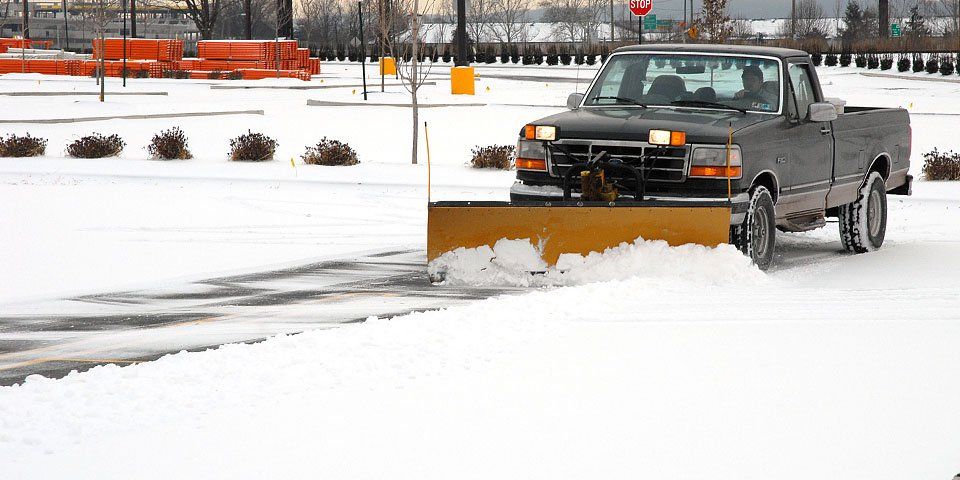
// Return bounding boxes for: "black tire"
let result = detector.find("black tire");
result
[731,186,776,271]
[839,171,887,253]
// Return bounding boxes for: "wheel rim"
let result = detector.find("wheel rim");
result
[868,189,882,238]
[752,204,769,258]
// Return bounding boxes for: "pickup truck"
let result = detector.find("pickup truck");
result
[511,44,913,269]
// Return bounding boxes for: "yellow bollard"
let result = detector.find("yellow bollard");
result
[379,57,397,76]
[451,66,475,95]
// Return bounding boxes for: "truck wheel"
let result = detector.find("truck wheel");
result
[839,171,887,253]
[731,186,776,271]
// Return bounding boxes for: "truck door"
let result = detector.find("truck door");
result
[780,61,833,214]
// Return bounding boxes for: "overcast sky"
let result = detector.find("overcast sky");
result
[647,0,877,19]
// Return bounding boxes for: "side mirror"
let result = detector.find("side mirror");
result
[808,102,838,122]
[567,93,585,110]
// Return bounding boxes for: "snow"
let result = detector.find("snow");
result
[2,61,960,478]
[430,237,765,287]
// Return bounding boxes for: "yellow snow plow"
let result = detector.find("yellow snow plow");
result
[428,201,731,265]
[427,154,733,276]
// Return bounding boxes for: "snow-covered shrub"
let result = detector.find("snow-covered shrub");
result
[939,57,954,76]
[226,70,243,80]
[574,53,584,65]
[301,138,359,166]
[229,131,277,162]
[925,57,939,74]
[336,50,346,61]
[922,149,960,180]
[825,53,838,66]
[500,52,509,63]
[534,52,544,65]
[586,53,597,65]
[896,56,909,71]
[560,53,572,65]
[880,57,893,70]
[207,70,223,80]
[912,55,924,72]
[546,53,558,66]
[148,127,192,160]
[67,133,125,158]
[442,50,451,63]
[867,56,879,69]
[369,50,380,62]
[854,54,867,68]
[811,52,822,66]
[470,145,514,170]
[839,53,851,67]
[0,133,47,157]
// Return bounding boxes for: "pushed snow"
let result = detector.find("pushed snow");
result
[429,237,766,287]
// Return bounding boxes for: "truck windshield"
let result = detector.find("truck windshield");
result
[584,53,781,113]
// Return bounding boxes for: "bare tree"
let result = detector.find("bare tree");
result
[488,0,529,46]
[298,0,349,51]
[833,0,844,38]
[777,0,828,39]
[467,0,492,45]
[396,0,435,164]
[696,0,732,43]
[730,16,753,41]
[540,0,591,43]
[176,0,224,40]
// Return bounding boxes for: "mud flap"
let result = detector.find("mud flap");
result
[427,201,732,265]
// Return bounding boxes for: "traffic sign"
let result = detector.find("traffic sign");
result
[629,0,652,16]
[643,14,658,30]
[891,23,902,37]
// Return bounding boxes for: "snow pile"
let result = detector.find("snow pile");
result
[429,237,766,287]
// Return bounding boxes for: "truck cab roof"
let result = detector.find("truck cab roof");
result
[613,44,810,61]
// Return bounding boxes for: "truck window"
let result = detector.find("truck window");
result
[788,63,817,120]
[584,53,781,113]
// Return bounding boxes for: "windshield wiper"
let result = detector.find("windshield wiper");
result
[590,96,648,108]
[670,100,747,114]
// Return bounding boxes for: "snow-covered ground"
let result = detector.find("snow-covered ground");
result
[1,63,959,478]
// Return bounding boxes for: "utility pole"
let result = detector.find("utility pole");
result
[244,0,252,39]
[455,0,467,66]
[682,0,687,43]
[358,1,367,100]
[22,0,29,39]
[791,0,797,39]
[123,0,127,87]
[609,0,614,43]
[878,0,888,38]
[61,0,69,50]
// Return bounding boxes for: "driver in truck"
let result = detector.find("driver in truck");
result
[735,65,768,102]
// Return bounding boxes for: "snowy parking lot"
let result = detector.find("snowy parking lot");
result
[1,62,959,479]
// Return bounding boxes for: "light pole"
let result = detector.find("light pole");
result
[61,0,70,51]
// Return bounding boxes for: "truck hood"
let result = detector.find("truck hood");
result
[534,107,774,143]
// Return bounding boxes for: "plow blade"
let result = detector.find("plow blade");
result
[427,201,732,265]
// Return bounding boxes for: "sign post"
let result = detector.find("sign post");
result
[629,0,653,45]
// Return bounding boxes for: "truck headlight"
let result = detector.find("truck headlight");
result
[524,124,557,141]
[516,139,547,171]
[689,146,742,178]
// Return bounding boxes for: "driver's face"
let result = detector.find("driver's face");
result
[742,75,761,92]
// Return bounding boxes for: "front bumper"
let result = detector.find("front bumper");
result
[509,182,750,225]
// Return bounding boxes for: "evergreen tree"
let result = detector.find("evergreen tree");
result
[906,5,929,38]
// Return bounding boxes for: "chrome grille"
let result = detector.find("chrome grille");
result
[548,140,689,183]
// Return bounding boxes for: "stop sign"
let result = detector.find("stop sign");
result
[629,0,652,16]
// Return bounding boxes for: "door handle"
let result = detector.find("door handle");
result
[820,126,832,135]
